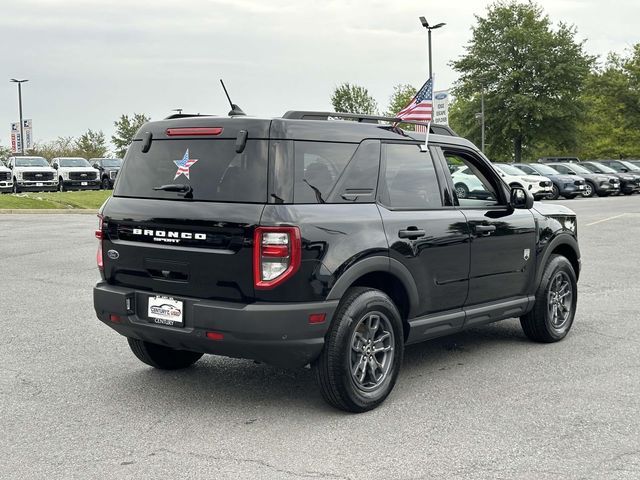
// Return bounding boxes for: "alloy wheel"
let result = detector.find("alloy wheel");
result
[349,312,395,392]
[547,271,573,331]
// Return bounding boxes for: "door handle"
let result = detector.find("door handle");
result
[474,224,496,235]
[398,228,426,239]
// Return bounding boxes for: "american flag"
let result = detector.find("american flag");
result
[397,77,433,133]
[173,149,199,180]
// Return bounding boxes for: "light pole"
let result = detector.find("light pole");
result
[419,17,446,79]
[10,78,28,155]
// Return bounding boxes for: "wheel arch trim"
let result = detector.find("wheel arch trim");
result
[536,233,581,287]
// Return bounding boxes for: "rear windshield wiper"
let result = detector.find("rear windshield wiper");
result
[153,184,193,199]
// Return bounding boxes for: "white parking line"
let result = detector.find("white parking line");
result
[585,213,627,226]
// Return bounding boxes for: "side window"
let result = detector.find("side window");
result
[444,151,500,207]
[517,165,536,175]
[293,142,358,203]
[554,165,569,174]
[379,143,442,209]
[330,140,380,203]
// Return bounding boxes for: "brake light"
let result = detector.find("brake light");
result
[96,214,104,271]
[166,127,223,136]
[253,226,301,289]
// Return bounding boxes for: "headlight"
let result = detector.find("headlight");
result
[564,218,576,233]
[16,171,22,180]
[61,171,69,180]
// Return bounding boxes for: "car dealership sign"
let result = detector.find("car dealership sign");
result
[10,119,33,153]
[433,90,450,125]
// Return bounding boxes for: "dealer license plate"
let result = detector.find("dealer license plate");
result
[147,296,184,326]
[578,185,585,190]
[81,181,88,186]
[36,182,43,187]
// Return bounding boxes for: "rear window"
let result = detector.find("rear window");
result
[114,139,268,202]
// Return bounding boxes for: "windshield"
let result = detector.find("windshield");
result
[495,164,525,175]
[100,159,121,167]
[59,158,91,168]
[15,157,49,167]
[619,160,640,172]
[566,164,591,175]
[114,139,268,203]
[531,164,559,175]
[587,162,616,174]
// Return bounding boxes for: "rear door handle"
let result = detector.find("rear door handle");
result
[474,224,496,235]
[398,228,426,239]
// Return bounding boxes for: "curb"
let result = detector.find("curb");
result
[0,209,97,214]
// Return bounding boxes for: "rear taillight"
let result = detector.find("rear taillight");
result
[96,214,104,271]
[253,226,301,289]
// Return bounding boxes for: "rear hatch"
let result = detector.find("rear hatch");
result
[101,118,271,302]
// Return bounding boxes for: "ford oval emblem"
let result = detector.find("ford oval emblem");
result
[435,92,447,100]
[107,249,120,260]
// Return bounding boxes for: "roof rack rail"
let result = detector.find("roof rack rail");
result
[281,111,457,136]
[164,113,215,120]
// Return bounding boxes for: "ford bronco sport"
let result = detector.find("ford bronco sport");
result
[93,111,581,412]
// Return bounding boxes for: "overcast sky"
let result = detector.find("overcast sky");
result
[2,0,638,151]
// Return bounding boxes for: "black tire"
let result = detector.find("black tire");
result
[127,338,203,370]
[313,287,404,413]
[520,254,577,343]
[563,194,577,200]
[12,179,19,194]
[583,181,595,198]
[454,183,469,199]
[549,184,560,200]
[58,178,65,192]
[101,177,111,190]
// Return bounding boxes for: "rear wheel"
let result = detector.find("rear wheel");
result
[58,178,65,192]
[127,338,203,370]
[12,179,19,194]
[455,183,469,199]
[563,194,577,200]
[313,287,404,413]
[101,177,111,190]
[520,255,577,343]
[549,185,560,200]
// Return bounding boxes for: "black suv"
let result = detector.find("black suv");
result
[90,158,123,190]
[93,111,581,412]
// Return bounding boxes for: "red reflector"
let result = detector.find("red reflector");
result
[95,230,103,240]
[166,127,223,136]
[109,314,122,323]
[262,245,289,257]
[97,242,104,270]
[206,331,224,341]
[308,313,326,325]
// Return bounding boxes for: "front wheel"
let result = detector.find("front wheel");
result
[58,178,65,192]
[549,185,560,200]
[101,177,111,190]
[520,255,577,343]
[455,183,469,199]
[583,182,595,198]
[127,338,203,370]
[12,179,19,194]
[313,287,404,413]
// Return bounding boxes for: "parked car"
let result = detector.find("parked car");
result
[578,161,629,196]
[538,156,580,164]
[627,160,640,169]
[512,163,585,200]
[598,160,640,193]
[450,165,493,199]
[51,157,101,191]
[493,163,553,200]
[547,162,623,197]
[93,110,581,412]
[0,160,12,193]
[90,158,122,189]
[6,156,58,193]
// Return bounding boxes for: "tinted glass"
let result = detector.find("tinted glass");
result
[552,164,570,174]
[446,152,499,207]
[59,158,91,168]
[15,157,48,167]
[515,164,538,175]
[588,162,616,174]
[330,140,380,203]
[101,159,121,167]
[496,164,525,175]
[114,139,268,202]
[565,163,591,175]
[293,141,358,203]
[381,144,442,209]
[531,164,559,175]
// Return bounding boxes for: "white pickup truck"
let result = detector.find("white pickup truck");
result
[51,157,100,191]
[0,160,12,193]
[6,156,58,193]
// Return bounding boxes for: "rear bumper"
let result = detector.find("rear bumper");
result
[93,282,338,368]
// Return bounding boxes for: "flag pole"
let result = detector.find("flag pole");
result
[423,75,434,151]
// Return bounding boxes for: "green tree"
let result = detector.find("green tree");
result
[385,84,417,130]
[0,145,11,163]
[450,1,593,162]
[577,45,640,159]
[331,83,378,115]
[112,113,150,158]
[31,137,79,160]
[75,129,108,159]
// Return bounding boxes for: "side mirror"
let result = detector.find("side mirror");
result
[53,164,58,169]
[567,171,575,175]
[621,168,628,172]
[510,187,534,209]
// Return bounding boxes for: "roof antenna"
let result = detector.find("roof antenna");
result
[220,79,246,117]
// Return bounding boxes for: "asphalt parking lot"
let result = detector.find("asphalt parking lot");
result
[1,196,639,479]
